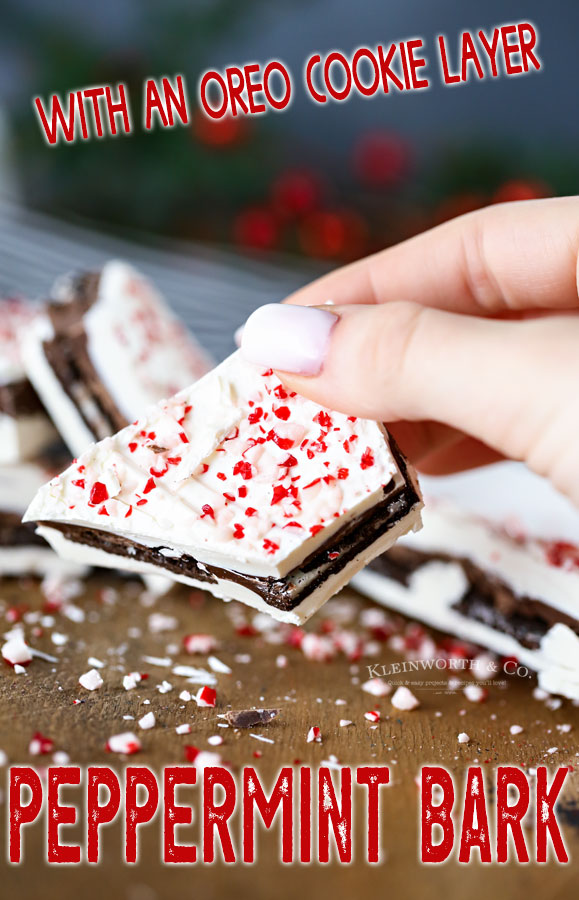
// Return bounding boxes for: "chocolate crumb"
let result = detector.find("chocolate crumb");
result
[224,708,280,728]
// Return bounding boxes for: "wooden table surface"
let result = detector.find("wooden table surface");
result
[1,573,578,900]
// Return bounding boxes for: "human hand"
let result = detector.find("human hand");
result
[239,197,579,506]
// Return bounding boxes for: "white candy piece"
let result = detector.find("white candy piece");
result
[2,635,33,666]
[391,686,420,711]
[123,672,142,691]
[107,732,141,754]
[361,678,391,697]
[78,669,104,691]
[463,684,486,703]
[458,732,470,744]
[138,712,156,730]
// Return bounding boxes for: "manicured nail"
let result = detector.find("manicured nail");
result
[240,304,337,375]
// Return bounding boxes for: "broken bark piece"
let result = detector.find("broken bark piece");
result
[224,708,280,728]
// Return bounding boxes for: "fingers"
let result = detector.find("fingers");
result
[383,420,464,466]
[417,437,505,475]
[240,300,579,502]
[284,197,579,315]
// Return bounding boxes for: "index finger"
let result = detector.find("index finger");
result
[285,196,579,315]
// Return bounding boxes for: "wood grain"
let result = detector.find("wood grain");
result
[0,573,577,898]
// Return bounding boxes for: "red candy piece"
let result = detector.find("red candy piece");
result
[143,477,156,494]
[89,482,109,506]
[271,485,288,505]
[233,460,253,480]
[360,448,375,469]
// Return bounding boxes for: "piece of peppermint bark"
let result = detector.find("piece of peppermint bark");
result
[24,352,422,623]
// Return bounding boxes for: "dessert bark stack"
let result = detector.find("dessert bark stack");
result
[352,498,579,700]
[23,260,212,456]
[0,261,212,580]
[0,297,56,463]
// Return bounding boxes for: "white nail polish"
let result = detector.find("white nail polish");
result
[240,303,337,375]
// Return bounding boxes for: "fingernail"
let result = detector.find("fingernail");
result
[240,304,337,375]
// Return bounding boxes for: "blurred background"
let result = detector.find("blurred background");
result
[0,0,577,356]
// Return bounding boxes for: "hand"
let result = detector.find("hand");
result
[240,197,579,506]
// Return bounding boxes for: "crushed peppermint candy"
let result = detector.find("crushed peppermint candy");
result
[457,732,470,744]
[52,751,70,765]
[2,634,33,667]
[106,732,142,755]
[391,686,420,711]
[176,724,192,735]
[361,678,391,697]
[207,655,232,674]
[123,672,143,691]
[364,710,380,723]
[306,726,322,743]
[463,684,487,703]
[208,735,224,746]
[29,732,54,755]
[138,712,156,730]
[339,719,354,727]
[148,612,178,634]
[78,669,104,691]
[190,750,223,771]
[184,633,219,655]
[195,686,217,708]
[510,724,524,735]
[249,733,274,744]
[301,633,336,662]
[87,656,105,668]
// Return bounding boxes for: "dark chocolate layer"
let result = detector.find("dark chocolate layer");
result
[42,272,127,439]
[0,378,44,417]
[0,511,46,548]
[368,546,579,650]
[41,479,418,611]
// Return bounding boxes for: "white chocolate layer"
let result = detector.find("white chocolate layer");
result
[21,318,96,457]
[0,546,86,579]
[0,413,57,465]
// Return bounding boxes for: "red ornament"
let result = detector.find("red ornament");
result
[192,111,248,148]
[492,179,550,204]
[433,192,487,225]
[234,206,279,251]
[353,132,410,186]
[271,169,323,219]
[298,208,368,260]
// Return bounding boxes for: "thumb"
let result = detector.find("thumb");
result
[239,301,579,502]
